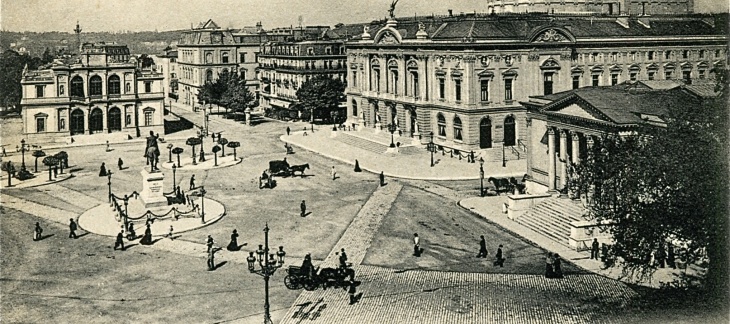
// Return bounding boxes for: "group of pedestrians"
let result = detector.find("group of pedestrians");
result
[475,236,506,267]
[545,252,564,278]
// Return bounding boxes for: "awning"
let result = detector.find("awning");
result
[270,99,290,108]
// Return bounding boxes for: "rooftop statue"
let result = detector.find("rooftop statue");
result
[388,0,399,19]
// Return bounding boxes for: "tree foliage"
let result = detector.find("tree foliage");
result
[296,75,345,122]
[569,70,729,300]
[220,71,255,114]
[0,50,43,110]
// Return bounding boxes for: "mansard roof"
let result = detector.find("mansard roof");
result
[350,13,727,44]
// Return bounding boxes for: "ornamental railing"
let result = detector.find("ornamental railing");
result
[428,144,476,163]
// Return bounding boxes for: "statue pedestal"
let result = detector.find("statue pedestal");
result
[140,169,167,209]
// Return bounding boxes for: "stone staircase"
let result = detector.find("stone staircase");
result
[336,133,388,154]
[515,197,586,247]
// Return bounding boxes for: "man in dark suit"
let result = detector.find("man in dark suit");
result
[68,219,78,239]
[494,244,504,267]
[591,238,600,260]
[477,235,488,258]
[114,230,125,251]
[300,200,307,217]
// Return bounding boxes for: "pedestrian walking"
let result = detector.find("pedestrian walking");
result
[207,246,216,271]
[99,162,107,177]
[206,235,214,252]
[114,230,125,251]
[140,224,153,245]
[591,238,599,260]
[189,175,196,190]
[33,222,43,241]
[118,158,124,170]
[331,166,337,180]
[477,235,488,258]
[286,126,291,136]
[494,245,504,267]
[106,141,111,152]
[168,225,174,240]
[2,146,6,157]
[68,218,78,239]
[127,223,137,240]
[348,279,358,305]
[300,200,306,217]
[227,229,240,251]
[413,233,420,257]
[354,159,362,172]
[379,171,385,186]
[601,243,608,264]
[545,252,554,278]
[553,253,564,278]
[339,248,349,268]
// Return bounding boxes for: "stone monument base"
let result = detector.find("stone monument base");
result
[140,169,167,209]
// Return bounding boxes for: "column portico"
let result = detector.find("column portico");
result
[572,133,580,164]
[547,128,556,190]
[559,130,568,190]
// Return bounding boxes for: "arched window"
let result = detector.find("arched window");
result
[206,70,213,82]
[352,99,358,117]
[71,76,84,98]
[437,113,446,137]
[108,75,121,95]
[125,82,131,93]
[479,117,492,149]
[89,75,102,96]
[503,115,516,146]
[221,52,229,63]
[453,116,463,141]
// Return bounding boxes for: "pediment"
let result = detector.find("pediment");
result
[546,102,607,122]
[529,27,575,43]
[374,27,402,45]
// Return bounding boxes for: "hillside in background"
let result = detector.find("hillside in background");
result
[0,30,183,56]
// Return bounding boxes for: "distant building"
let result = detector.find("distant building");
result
[258,29,348,113]
[483,0,693,15]
[20,42,164,142]
[154,48,178,101]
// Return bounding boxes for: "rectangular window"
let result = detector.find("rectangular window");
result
[240,53,246,63]
[699,70,706,79]
[592,75,599,87]
[413,74,419,98]
[353,71,357,88]
[59,84,65,95]
[144,111,153,126]
[454,79,461,102]
[145,82,152,93]
[630,52,636,61]
[480,79,490,101]
[572,75,580,89]
[648,51,655,60]
[36,85,44,98]
[36,118,45,132]
[682,50,689,59]
[699,50,706,58]
[683,70,691,82]
[611,74,618,85]
[664,51,671,60]
[504,79,513,101]
[630,72,637,82]
[307,48,314,55]
[543,73,553,95]
[438,78,445,99]
[665,70,672,79]
[648,71,655,80]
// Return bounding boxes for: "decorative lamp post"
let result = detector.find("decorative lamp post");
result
[212,145,221,166]
[32,150,46,173]
[167,144,174,163]
[172,164,177,191]
[479,157,485,197]
[123,194,130,230]
[107,171,113,203]
[198,131,206,162]
[218,138,228,157]
[502,143,506,167]
[227,141,240,161]
[247,223,285,324]
[18,139,30,171]
[172,147,184,168]
[387,123,397,148]
[428,132,435,167]
[199,186,206,223]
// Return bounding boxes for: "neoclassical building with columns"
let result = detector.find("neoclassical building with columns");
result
[344,12,726,158]
[20,42,164,143]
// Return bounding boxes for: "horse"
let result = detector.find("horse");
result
[318,266,355,289]
[488,177,513,195]
[289,164,310,177]
[509,174,531,194]
[146,147,160,171]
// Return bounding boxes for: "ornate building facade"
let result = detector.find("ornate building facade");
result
[344,13,727,155]
[483,0,694,15]
[20,42,164,142]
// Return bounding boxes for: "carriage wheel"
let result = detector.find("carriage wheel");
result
[284,275,299,290]
[304,279,317,291]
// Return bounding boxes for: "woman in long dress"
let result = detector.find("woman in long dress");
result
[553,254,564,278]
[545,253,554,278]
[140,224,153,245]
[99,162,107,177]
[226,229,240,251]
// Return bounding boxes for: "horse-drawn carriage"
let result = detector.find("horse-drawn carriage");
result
[487,174,530,195]
[268,160,310,177]
[284,264,355,291]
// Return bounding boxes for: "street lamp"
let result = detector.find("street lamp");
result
[123,194,130,230]
[428,132,435,167]
[18,139,30,171]
[479,157,485,197]
[247,223,286,324]
[199,186,206,223]
[198,131,206,162]
[502,143,506,167]
[107,171,113,203]
[172,164,177,191]
[387,123,397,148]
[167,144,174,163]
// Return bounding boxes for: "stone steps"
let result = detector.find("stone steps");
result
[335,133,388,154]
[515,197,586,248]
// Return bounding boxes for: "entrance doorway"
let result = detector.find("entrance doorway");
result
[108,107,122,132]
[480,117,492,149]
[89,108,103,134]
[70,109,84,135]
[504,115,516,146]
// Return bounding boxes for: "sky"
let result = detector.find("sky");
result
[1,0,728,32]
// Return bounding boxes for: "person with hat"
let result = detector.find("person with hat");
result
[114,230,125,251]
[33,222,43,241]
[68,219,78,239]
[227,229,240,251]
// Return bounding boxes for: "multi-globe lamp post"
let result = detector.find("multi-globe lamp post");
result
[479,157,485,197]
[387,123,397,148]
[246,223,286,324]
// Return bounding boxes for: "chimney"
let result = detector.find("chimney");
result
[448,9,453,16]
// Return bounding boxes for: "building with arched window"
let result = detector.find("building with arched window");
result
[20,42,164,142]
[345,12,727,158]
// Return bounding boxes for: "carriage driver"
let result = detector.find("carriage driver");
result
[301,253,315,279]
